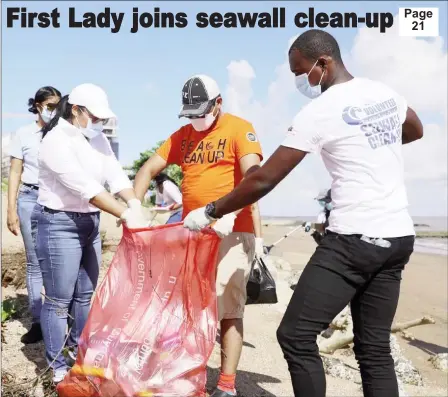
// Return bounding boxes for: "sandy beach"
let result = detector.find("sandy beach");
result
[1,202,447,396]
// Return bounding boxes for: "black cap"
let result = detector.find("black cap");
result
[178,74,221,118]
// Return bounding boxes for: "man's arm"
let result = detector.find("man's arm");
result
[402,107,423,144]
[214,146,307,218]
[133,154,168,202]
[239,153,262,238]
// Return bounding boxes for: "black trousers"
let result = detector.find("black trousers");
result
[277,232,415,397]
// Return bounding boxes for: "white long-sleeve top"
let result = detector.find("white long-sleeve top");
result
[37,118,132,213]
[155,180,183,207]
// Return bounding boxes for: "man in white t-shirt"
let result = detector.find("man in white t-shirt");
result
[183,29,423,397]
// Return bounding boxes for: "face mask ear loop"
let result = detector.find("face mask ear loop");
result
[307,60,319,76]
[318,68,326,85]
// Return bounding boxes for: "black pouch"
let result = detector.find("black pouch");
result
[246,257,278,305]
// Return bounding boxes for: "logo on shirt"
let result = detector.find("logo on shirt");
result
[246,132,257,142]
[342,106,365,125]
[286,126,296,137]
[341,98,402,150]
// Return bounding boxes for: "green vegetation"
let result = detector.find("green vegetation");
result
[415,231,448,239]
[126,140,183,207]
[1,299,17,322]
[2,177,8,193]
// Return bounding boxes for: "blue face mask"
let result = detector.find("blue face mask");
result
[326,203,333,211]
[295,60,325,99]
[318,200,326,207]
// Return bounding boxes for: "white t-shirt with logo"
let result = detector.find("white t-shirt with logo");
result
[282,77,414,238]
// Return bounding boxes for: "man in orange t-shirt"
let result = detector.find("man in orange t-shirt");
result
[134,74,264,397]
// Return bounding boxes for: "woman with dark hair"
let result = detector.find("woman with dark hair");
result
[7,86,61,344]
[32,83,149,383]
[154,172,183,223]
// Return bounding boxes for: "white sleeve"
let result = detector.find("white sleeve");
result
[155,190,163,205]
[396,94,408,125]
[40,137,105,200]
[281,109,323,154]
[163,181,183,204]
[104,155,133,195]
[8,130,23,159]
[316,211,327,224]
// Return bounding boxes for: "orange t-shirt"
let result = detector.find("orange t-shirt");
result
[156,113,263,233]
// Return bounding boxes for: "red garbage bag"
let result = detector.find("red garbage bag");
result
[57,223,221,397]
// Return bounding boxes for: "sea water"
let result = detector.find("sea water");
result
[262,216,448,256]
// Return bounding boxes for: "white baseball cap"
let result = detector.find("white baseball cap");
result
[68,83,116,119]
[178,74,221,118]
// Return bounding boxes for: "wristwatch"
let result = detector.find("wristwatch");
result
[205,202,222,220]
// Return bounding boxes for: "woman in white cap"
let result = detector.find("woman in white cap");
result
[7,86,61,345]
[32,83,148,383]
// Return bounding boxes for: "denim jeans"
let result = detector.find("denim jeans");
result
[166,210,182,224]
[277,232,415,397]
[17,185,43,323]
[33,206,101,372]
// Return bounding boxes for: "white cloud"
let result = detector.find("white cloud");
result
[224,24,447,216]
[347,19,447,118]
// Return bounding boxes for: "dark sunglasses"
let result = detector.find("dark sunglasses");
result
[39,102,59,112]
[85,109,109,125]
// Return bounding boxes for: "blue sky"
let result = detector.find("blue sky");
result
[2,1,447,216]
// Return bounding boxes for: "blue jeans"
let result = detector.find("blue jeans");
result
[166,210,182,224]
[17,185,43,323]
[32,206,101,372]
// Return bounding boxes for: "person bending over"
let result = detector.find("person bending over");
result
[134,75,264,397]
[34,83,149,383]
[183,30,423,397]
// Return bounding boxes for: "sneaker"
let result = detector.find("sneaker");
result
[53,369,68,384]
[20,323,43,344]
[210,389,236,397]
[65,349,76,367]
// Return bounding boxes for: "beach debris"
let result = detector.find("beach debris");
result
[318,311,436,354]
[428,353,448,372]
[400,331,415,341]
[287,270,303,289]
[270,256,292,272]
[397,378,409,397]
[391,335,423,386]
[322,336,422,389]
[322,356,361,383]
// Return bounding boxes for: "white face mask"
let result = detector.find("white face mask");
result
[75,112,104,139]
[190,113,217,132]
[295,60,325,99]
[40,107,55,124]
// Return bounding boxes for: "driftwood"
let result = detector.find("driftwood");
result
[318,315,436,354]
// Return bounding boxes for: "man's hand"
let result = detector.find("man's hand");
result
[212,213,236,238]
[255,237,264,258]
[183,206,213,232]
[304,222,312,233]
[7,209,20,236]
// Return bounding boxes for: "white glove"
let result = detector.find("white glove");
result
[119,199,151,229]
[212,213,236,238]
[255,237,264,258]
[183,206,214,232]
[304,222,312,233]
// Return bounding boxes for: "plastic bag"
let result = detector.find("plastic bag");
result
[245,256,278,305]
[57,223,221,397]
